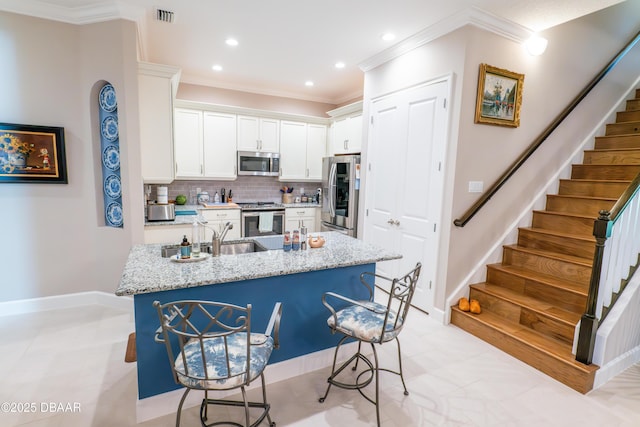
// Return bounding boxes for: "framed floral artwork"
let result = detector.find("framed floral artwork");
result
[0,123,68,183]
[474,63,524,127]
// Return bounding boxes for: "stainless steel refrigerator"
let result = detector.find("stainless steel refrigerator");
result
[321,155,361,237]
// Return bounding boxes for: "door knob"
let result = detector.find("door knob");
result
[394,220,401,226]
[387,219,395,225]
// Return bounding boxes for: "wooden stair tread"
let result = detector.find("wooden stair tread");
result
[548,194,618,202]
[532,209,598,220]
[488,263,588,296]
[450,307,598,373]
[521,226,595,241]
[584,148,640,153]
[504,244,593,266]
[471,282,582,325]
[560,178,632,184]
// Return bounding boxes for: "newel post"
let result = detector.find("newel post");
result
[576,210,611,364]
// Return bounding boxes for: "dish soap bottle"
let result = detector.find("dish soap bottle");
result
[180,235,191,259]
[213,191,220,203]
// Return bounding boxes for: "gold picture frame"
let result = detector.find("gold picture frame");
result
[474,63,524,128]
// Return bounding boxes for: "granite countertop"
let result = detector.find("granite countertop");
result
[116,232,401,296]
[282,203,321,208]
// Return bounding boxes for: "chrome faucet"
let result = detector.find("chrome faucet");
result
[211,221,233,257]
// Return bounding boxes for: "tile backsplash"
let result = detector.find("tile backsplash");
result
[146,176,321,204]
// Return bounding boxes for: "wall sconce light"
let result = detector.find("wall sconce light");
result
[524,35,548,56]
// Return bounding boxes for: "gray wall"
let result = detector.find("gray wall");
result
[0,13,143,302]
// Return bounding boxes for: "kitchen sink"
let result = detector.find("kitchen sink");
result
[161,240,268,257]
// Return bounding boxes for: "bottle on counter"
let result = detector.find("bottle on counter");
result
[300,223,308,250]
[283,231,292,252]
[192,220,201,257]
[221,188,226,203]
[180,235,191,259]
[292,229,300,251]
[213,191,220,203]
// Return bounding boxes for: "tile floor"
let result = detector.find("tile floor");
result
[1,302,639,426]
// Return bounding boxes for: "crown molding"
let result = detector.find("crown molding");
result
[359,6,533,72]
[0,0,144,24]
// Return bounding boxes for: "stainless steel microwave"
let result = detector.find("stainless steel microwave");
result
[237,151,280,176]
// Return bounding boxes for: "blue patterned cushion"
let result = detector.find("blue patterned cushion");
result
[327,301,401,343]
[174,332,273,389]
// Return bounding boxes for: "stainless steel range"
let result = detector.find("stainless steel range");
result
[237,202,285,237]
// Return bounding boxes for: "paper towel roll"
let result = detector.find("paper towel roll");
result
[157,186,168,204]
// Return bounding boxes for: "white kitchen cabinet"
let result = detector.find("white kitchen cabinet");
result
[203,111,237,179]
[200,209,241,241]
[174,108,203,178]
[138,62,181,184]
[237,115,279,152]
[174,108,237,180]
[285,207,317,233]
[144,224,192,244]
[279,121,327,181]
[331,114,362,155]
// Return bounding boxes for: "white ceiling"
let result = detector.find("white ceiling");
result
[0,0,627,104]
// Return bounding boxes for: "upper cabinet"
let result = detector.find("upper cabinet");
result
[237,115,279,152]
[138,62,181,184]
[279,121,327,181]
[327,101,363,156]
[174,106,237,180]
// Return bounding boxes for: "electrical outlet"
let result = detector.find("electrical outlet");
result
[468,181,483,193]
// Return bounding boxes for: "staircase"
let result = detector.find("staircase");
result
[451,88,640,394]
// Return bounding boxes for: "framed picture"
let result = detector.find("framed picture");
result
[0,123,68,183]
[474,63,524,127]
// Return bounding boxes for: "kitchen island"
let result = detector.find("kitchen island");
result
[116,232,400,399]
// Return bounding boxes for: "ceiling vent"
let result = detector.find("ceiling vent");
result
[154,8,175,23]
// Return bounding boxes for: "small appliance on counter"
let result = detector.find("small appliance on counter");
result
[147,203,176,221]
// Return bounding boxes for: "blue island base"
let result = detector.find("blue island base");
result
[133,263,375,399]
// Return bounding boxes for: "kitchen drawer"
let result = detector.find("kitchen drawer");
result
[285,207,316,217]
[200,209,241,221]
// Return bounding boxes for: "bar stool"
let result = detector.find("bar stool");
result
[319,263,421,426]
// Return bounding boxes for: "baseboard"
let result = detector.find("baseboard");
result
[592,346,640,390]
[0,291,133,317]
[136,343,357,423]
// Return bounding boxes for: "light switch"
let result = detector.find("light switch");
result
[468,181,483,193]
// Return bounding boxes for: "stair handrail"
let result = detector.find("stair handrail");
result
[576,171,640,364]
[454,30,640,227]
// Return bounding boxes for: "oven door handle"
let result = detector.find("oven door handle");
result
[241,211,285,217]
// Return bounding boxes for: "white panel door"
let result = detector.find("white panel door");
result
[259,118,280,152]
[364,80,448,313]
[237,115,260,151]
[365,102,403,287]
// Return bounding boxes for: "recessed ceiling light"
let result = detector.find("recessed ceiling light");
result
[305,81,314,87]
[212,64,223,71]
[225,38,238,46]
[381,33,396,41]
[335,62,345,69]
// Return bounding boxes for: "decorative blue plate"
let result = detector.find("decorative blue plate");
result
[102,145,120,171]
[106,202,123,227]
[99,84,117,112]
[101,116,119,141]
[104,174,121,199]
